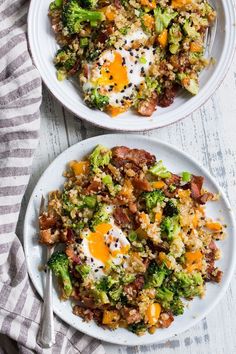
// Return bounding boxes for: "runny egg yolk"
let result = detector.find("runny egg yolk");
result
[86,223,130,265]
[96,52,129,92]
[87,223,112,264]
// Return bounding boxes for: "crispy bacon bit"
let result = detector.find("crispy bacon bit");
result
[66,245,81,264]
[85,180,102,194]
[128,202,138,214]
[124,275,145,300]
[121,307,142,324]
[73,305,94,321]
[60,228,75,244]
[190,175,204,200]
[113,207,131,227]
[158,84,179,108]
[165,173,181,186]
[39,212,59,230]
[68,58,80,76]
[114,0,121,9]
[158,312,174,328]
[39,229,61,245]
[132,177,152,191]
[137,92,158,116]
[198,192,214,204]
[112,146,156,168]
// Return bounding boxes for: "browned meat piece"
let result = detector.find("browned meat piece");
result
[39,229,60,245]
[137,92,158,116]
[132,178,152,192]
[158,84,179,108]
[65,245,81,264]
[158,312,174,328]
[112,146,156,168]
[190,175,204,201]
[85,180,102,194]
[205,241,223,283]
[73,305,94,321]
[60,228,75,244]
[128,202,138,214]
[68,59,80,76]
[113,207,131,227]
[39,212,59,230]
[165,173,181,186]
[114,0,121,9]
[124,275,145,300]
[121,307,142,324]
[198,192,214,204]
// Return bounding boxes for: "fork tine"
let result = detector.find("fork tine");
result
[39,195,45,216]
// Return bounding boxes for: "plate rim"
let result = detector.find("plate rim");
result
[27,0,236,131]
[23,134,236,346]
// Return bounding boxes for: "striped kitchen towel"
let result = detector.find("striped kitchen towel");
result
[0,1,105,353]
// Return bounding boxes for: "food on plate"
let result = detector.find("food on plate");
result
[39,145,225,335]
[48,0,216,117]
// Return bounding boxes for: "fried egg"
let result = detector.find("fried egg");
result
[83,30,155,115]
[78,220,130,279]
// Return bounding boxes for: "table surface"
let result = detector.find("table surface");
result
[17,53,236,354]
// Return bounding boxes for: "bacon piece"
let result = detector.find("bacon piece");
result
[205,241,223,283]
[121,307,142,324]
[158,84,179,108]
[73,305,94,321]
[39,229,60,245]
[158,312,174,328]
[113,207,131,227]
[132,177,152,192]
[114,0,121,9]
[112,146,156,168]
[85,180,102,194]
[128,202,138,214]
[137,92,158,116]
[39,212,59,230]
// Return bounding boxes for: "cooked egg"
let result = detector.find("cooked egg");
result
[83,30,155,115]
[78,221,130,279]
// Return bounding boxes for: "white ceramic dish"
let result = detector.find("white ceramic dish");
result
[27,1,236,131]
[24,134,236,346]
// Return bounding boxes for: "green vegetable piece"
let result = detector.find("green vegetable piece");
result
[160,216,180,241]
[145,261,167,288]
[149,160,171,178]
[48,251,73,298]
[156,287,174,303]
[182,171,192,182]
[122,273,136,284]
[168,23,182,54]
[90,203,110,229]
[119,26,129,35]
[172,272,204,298]
[89,145,111,172]
[177,73,199,95]
[102,174,113,185]
[143,189,165,212]
[170,297,184,315]
[80,0,98,9]
[154,7,177,34]
[96,276,119,292]
[80,37,89,47]
[87,88,109,110]
[128,322,147,335]
[183,20,199,39]
[163,200,179,217]
[83,195,97,209]
[75,264,91,279]
[50,0,63,11]
[128,231,137,242]
[62,0,104,34]
[57,70,67,81]
[139,57,147,64]
[109,286,123,301]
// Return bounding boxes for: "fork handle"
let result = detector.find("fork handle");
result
[37,250,55,348]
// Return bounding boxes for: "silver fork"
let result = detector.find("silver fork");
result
[204,1,217,58]
[37,196,55,348]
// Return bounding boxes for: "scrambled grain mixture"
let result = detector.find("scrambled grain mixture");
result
[39,145,225,335]
[48,0,216,117]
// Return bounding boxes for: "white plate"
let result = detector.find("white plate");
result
[24,134,236,346]
[27,1,236,131]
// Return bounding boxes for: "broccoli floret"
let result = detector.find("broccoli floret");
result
[163,200,179,217]
[169,23,182,54]
[109,286,123,301]
[48,251,73,298]
[54,47,77,80]
[183,20,199,39]
[177,73,199,95]
[90,203,110,229]
[102,174,121,196]
[62,0,104,34]
[87,88,109,110]
[143,189,165,213]
[75,264,91,279]
[80,0,97,9]
[181,171,192,182]
[128,321,147,335]
[145,261,167,288]
[156,287,174,306]
[154,7,177,34]
[170,272,204,299]
[96,276,119,292]
[170,297,184,316]
[49,0,63,11]
[122,273,136,284]
[89,145,112,172]
[161,216,180,241]
[149,160,171,178]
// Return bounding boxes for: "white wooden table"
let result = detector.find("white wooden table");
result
[17,53,236,354]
